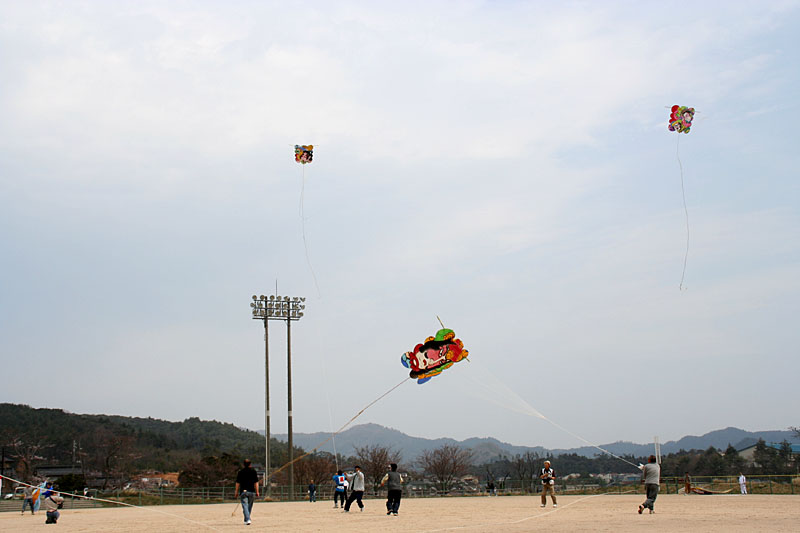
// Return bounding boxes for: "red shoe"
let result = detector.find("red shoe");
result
[638,505,644,514]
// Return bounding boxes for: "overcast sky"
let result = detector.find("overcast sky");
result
[1,1,798,451]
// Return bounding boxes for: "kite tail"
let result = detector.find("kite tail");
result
[677,134,690,291]
[299,165,321,297]
[267,377,411,480]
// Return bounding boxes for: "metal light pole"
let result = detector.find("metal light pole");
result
[251,294,305,500]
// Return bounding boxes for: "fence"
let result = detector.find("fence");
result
[1,475,797,511]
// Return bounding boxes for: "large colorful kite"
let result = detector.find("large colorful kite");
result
[668,105,695,134]
[294,144,314,164]
[401,328,469,384]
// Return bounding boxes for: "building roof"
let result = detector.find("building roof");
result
[738,442,800,454]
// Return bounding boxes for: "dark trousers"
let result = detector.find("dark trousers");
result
[386,489,402,513]
[46,510,60,523]
[334,490,346,506]
[344,490,364,511]
[22,498,34,514]
[642,483,659,510]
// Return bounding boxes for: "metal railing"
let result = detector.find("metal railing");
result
[2,475,797,511]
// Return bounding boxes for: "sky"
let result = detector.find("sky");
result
[1,0,799,451]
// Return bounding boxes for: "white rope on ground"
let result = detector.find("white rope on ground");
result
[0,474,223,532]
[416,489,637,533]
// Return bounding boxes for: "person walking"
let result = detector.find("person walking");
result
[738,473,747,495]
[21,484,35,515]
[638,455,661,515]
[343,466,365,513]
[380,463,403,516]
[539,460,557,508]
[234,459,260,526]
[308,480,316,503]
[332,470,347,508]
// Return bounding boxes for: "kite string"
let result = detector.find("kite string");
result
[0,474,222,532]
[299,164,321,297]
[267,377,411,480]
[320,355,340,471]
[677,133,690,291]
[463,365,640,469]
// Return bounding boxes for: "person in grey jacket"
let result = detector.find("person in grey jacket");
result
[638,455,661,515]
[343,466,365,512]
[380,463,403,516]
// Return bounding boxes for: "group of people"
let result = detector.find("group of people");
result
[234,460,405,525]
[19,481,65,524]
[234,455,755,525]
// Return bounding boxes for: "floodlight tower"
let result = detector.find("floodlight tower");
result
[251,294,305,499]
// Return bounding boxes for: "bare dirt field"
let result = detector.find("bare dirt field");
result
[2,494,798,532]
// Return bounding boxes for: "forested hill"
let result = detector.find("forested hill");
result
[0,403,274,471]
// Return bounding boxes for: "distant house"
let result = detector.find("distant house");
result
[737,442,800,464]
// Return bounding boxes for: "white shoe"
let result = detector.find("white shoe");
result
[245,520,251,525]
[540,504,545,508]
[554,504,558,508]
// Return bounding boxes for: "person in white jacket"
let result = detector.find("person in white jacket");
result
[738,473,747,494]
[343,466,365,512]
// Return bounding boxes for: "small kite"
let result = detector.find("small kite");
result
[668,105,695,134]
[294,144,313,164]
[401,328,469,384]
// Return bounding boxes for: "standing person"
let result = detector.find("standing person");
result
[42,484,64,524]
[332,470,347,508]
[539,460,557,508]
[234,459,260,526]
[308,480,316,503]
[638,455,661,515]
[343,466,365,513]
[684,472,692,495]
[738,473,747,494]
[21,484,35,515]
[380,463,403,516]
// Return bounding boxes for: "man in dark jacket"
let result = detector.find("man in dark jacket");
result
[380,463,404,516]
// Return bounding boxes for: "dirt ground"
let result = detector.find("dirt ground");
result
[1,494,798,532]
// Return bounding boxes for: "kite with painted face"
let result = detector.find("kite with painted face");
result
[401,328,468,384]
[295,144,314,164]
[668,105,695,134]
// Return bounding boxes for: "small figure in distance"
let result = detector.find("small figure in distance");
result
[234,459,260,526]
[539,460,557,508]
[638,455,661,515]
[380,463,403,516]
[739,472,747,495]
[308,480,316,503]
[684,471,691,495]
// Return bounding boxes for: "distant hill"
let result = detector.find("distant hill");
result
[273,423,799,463]
[0,403,276,472]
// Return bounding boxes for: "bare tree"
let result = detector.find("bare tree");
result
[88,427,135,489]
[294,453,336,494]
[5,433,52,483]
[352,444,402,495]
[418,444,473,493]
